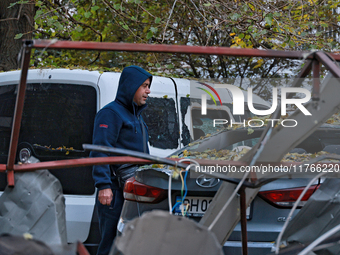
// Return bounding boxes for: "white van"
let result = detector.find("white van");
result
[0,69,269,253]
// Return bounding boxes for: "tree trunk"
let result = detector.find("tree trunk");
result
[0,0,35,71]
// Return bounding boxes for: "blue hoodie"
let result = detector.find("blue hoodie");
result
[91,66,152,190]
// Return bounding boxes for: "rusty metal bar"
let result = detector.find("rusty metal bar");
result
[10,157,155,172]
[240,187,248,255]
[7,41,33,186]
[292,59,314,86]
[77,242,90,255]
[286,59,314,99]
[315,51,340,78]
[0,156,189,172]
[29,39,340,60]
[7,171,14,187]
[0,158,338,173]
[312,60,320,101]
[83,144,187,169]
[0,159,290,173]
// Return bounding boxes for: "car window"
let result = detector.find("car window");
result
[180,97,191,146]
[142,97,180,150]
[0,83,96,195]
[192,109,230,140]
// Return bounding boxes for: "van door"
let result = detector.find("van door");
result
[0,69,99,245]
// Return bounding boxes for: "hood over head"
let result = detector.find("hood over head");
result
[115,65,152,111]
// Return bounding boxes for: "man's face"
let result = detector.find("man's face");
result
[133,78,151,106]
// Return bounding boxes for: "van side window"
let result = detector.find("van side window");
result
[142,97,179,149]
[180,97,191,146]
[0,83,96,195]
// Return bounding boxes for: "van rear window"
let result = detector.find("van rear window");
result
[0,83,96,195]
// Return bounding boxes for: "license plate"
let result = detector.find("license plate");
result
[173,196,252,218]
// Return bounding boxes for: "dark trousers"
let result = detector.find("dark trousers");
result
[96,188,124,255]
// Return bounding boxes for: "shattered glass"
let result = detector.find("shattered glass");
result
[142,97,180,149]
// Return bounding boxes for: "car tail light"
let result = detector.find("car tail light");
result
[258,185,319,208]
[123,177,167,203]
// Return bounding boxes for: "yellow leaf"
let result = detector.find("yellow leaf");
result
[23,233,33,240]
[253,59,264,69]
[183,150,189,156]
[172,170,180,179]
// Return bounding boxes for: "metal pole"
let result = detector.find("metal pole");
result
[240,187,248,255]
[315,52,340,78]
[312,59,320,101]
[30,39,340,60]
[83,144,188,169]
[6,41,32,186]
[286,59,313,99]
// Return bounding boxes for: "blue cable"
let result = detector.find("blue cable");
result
[171,170,189,213]
[182,170,189,202]
[172,201,181,212]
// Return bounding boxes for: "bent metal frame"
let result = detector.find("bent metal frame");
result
[3,39,340,255]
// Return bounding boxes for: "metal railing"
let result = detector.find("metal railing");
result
[3,39,340,254]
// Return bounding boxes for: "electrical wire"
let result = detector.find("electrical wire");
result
[182,160,198,216]
[179,169,185,216]
[274,171,327,254]
[181,169,189,216]
[184,169,189,200]
[171,201,181,212]
[171,171,185,213]
[169,159,199,216]
[168,172,173,214]
[180,170,185,198]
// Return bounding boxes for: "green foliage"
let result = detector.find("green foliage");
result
[155,17,161,24]
[14,33,23,39]
[9,0,339,90]
[7,0,29,8]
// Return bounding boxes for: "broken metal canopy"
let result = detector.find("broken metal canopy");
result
[3,39,340,187]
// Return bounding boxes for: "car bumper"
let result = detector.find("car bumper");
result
[117,217,274,254]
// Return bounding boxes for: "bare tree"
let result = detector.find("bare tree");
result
[0,0,35,71]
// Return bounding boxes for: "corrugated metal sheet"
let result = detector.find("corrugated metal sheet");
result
[0,168,67,245]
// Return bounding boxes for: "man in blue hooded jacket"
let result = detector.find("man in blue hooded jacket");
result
[90,66,152,255]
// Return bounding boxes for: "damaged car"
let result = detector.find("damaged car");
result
[117,123,340,254]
